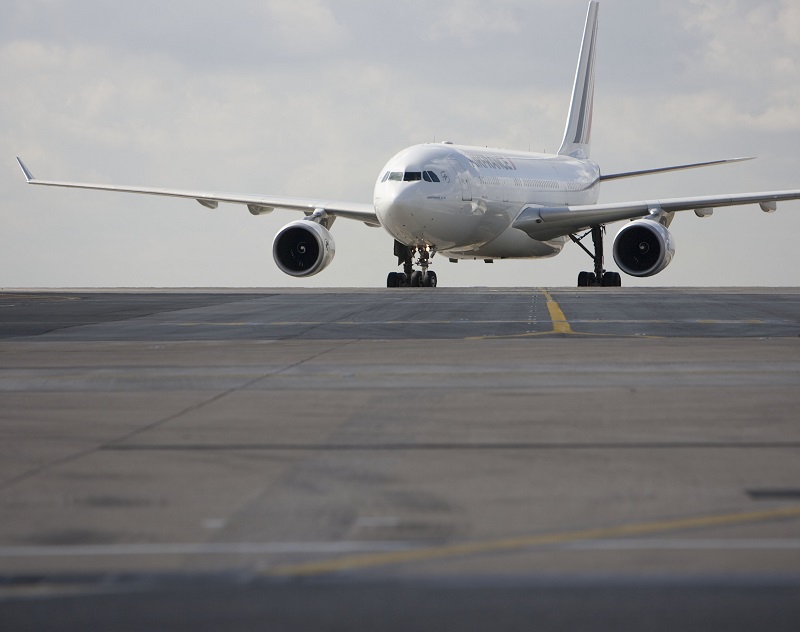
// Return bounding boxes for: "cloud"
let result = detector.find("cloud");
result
[421,0,524,43]
[258,0,346,55]
[673,0,799,78]
[2,0,799,288]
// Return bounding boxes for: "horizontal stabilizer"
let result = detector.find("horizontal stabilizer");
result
[601,157,755,181]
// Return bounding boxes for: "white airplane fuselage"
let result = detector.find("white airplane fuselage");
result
[374,143,600,260]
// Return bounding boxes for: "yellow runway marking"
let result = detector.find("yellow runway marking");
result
[470,289,671,340]
[267,504,800,577]
[470,289,658,340]
[542,289,573,334]
[467,289,578,340]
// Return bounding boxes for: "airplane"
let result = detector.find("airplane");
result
[16,1,800,288]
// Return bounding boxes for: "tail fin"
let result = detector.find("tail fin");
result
[558,1,600,159]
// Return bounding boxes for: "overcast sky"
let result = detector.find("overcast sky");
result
[2,0,799,288]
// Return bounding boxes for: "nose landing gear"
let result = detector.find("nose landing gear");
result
[387,240,438,288]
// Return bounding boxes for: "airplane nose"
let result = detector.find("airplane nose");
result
[375,182,426,243]
[392,182,421,211]
[378,182,423,221]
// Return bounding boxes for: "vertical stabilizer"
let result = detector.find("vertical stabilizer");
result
[558,1,600,159]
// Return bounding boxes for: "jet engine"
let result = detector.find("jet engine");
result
[272,220,336,277]
[612,219,675,277]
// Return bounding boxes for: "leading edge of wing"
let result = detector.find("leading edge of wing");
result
[15,158,380,227]
[513,189,800,240]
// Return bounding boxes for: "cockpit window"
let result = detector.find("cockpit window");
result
[384,171,439,183]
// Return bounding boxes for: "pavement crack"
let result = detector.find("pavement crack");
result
[0,340,352,493]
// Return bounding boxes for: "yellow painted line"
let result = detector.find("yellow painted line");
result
[467,289,578,340]
[266,504,800,577]
[468,290,665,340]
[541,289,573,334]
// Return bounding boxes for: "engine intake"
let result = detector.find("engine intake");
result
[612,219,675,277]
[273,220,336,277]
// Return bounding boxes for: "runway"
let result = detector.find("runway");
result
[1,287,799,630]
[2,287,799,340]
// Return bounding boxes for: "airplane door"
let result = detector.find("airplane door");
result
[448,157,473,202]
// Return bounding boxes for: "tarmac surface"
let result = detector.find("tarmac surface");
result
[1,287,799,630]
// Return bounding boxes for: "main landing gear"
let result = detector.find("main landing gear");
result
[387,241,438,288]
[570,225,622,287]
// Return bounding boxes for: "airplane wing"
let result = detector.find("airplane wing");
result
[15,158,381,227]
[513,190,800,241]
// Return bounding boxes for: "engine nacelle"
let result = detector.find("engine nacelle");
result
[612,219,675,277]
[272,220,336,277]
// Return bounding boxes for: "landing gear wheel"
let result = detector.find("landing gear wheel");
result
[422,271,437,287]
[602,271,622,287]
[577,271,596,287]
[387,272,400,288]
[410,271,423,287]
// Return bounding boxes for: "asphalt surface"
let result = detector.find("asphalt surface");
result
[1,287,798,340]
[1,287,799,630]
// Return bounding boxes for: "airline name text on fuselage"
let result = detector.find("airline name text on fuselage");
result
[467,154,518,171]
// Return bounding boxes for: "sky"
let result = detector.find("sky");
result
[2,0,799,288]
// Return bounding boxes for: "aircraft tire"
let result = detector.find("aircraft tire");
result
[578,271,595,287]
[422,271,437,287]
[605,271,621,287]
